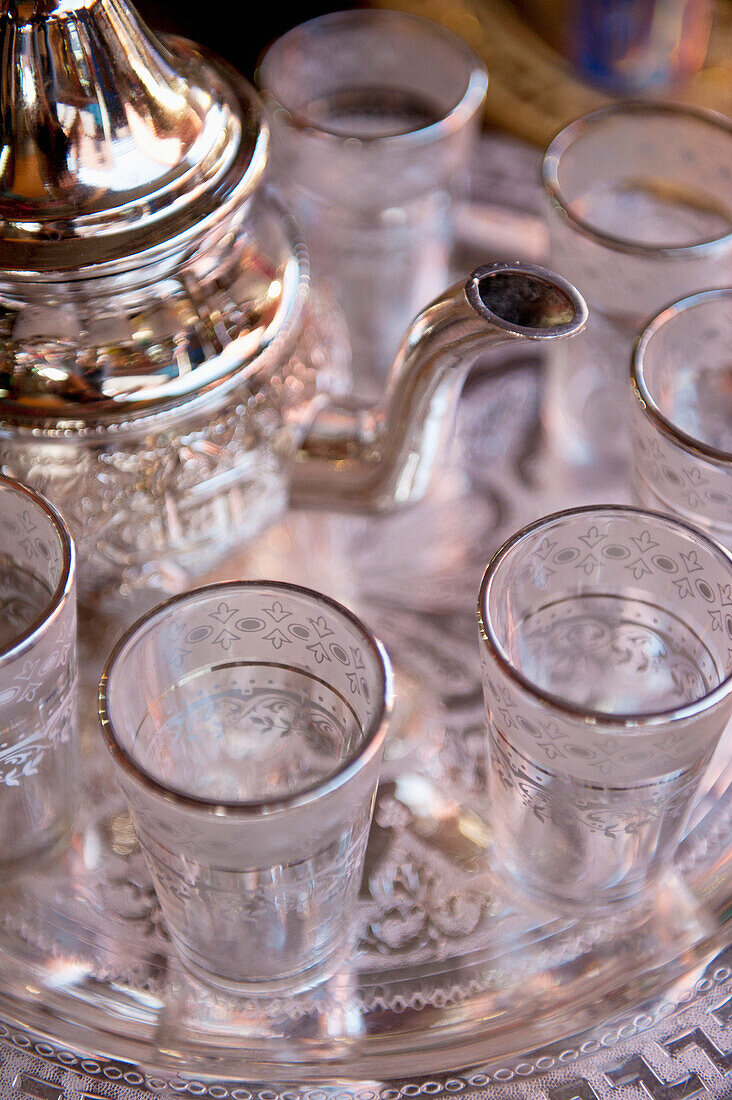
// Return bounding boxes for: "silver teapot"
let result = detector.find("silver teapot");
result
[0,0,587,597]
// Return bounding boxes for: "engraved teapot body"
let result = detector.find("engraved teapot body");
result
[0,0,588,597]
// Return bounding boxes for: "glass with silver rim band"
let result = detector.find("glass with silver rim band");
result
[542,103,732,477]
[0,474,78,867]
[99,580,393,994]
[478,505,732,912]
[631,287,732,551]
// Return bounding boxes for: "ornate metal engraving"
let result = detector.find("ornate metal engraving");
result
[2,135,732,1100]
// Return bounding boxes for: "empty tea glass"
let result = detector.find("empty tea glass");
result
[257,9,488,397]
[98,580,393,993]
[0,474,77,867]
[632,287,732,549]
[542,103,732,474]
[478,505,732,913]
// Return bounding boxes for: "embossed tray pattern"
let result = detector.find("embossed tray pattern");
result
[3,137,732,1099]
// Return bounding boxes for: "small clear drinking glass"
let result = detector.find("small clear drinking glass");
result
[257,9,488,397]
[478,505,732,913]
[632,287,732,550]
[542,103,732,474]
[98,580,393,993]
[0,474,77,867]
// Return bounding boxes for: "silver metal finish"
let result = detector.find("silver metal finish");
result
[0,129,731,1093]
[1,6,723,1090]
[292,262,587,512]
[0,0,283,418]
[5,954,732,1100]
[1,355,732,1092]
[0,0,589,596]
[0,0,265,271]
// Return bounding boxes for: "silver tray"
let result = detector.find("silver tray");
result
[3,137,732,1100]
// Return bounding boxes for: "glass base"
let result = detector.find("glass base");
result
[489,847,669,921]
[0,817,74,878]
[1,301,732,1082]
[173,937,351,998]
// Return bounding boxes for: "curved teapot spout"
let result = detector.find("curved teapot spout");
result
[291,261,588,513]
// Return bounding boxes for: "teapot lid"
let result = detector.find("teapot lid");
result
[0,0,312,428]
[0,0,265,272]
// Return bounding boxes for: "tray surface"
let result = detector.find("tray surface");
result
[3,136,732,1099]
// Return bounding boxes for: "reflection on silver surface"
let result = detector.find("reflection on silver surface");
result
[1,356,732,1090]
[0,53,731,1096]
[0,0,263,269]
[0,0,587,602]
[292,262,587,513]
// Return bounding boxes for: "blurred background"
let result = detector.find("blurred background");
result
[134,0,346,79]
[134,0,731,146]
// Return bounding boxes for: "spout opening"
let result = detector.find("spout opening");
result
[466,263,588,339]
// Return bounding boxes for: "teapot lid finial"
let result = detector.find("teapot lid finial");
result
[0,0,309,428]
[0,0,267,270]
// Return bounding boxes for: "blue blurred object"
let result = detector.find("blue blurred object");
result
[568,0,713,92]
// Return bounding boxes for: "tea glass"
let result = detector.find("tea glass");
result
[632,287,732,550]
[0,474,77,867]
[99,580,393,993]
[257,9,488,397]
[542,103,732,474]
[478,505,732,913]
